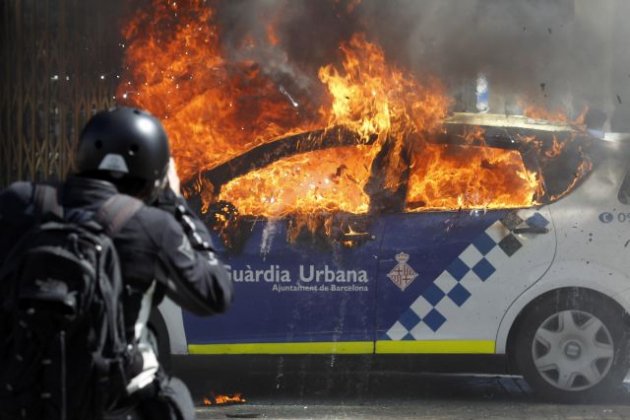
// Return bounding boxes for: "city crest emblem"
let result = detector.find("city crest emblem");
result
[387,252,418,291]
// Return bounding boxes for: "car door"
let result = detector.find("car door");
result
[182,145,382,354]
[374,142,557,354]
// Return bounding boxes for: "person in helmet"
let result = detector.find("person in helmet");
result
[0,107,233,419]
[74,107,172,203]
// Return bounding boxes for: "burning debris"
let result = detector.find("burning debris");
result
[203,392,247,406]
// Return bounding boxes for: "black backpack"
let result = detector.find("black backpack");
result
[0,184,143,420]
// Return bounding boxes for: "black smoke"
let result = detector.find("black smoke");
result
[213,0,629,124]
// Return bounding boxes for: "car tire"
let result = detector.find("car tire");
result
[148,309,172,374]
[513,290,630,402]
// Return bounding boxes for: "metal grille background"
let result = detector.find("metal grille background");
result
[0,0,125,187]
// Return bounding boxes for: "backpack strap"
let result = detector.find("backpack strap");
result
[94,195,144,237]
[33,184,63,219]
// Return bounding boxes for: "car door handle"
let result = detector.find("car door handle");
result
[512,226,549,234]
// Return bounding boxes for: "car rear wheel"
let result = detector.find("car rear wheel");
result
[513,291,630,402]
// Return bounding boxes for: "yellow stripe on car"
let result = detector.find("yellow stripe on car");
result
[188,340,495,355]
[188,341,374,354]
[376,340,495,354]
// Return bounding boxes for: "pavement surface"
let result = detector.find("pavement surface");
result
[173,355,630,419]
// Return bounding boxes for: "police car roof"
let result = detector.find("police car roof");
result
[445,112,577,133]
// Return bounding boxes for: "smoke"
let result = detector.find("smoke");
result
[364,0,623,118]
[214,0,628,123]
[215,0,362,98]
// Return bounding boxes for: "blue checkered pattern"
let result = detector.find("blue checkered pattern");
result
[384,211,549,340]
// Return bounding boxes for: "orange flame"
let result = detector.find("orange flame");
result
[523,104,571,124]
[406,143,538,211]
[318,33,449,142]
[203,393,246,406]
[219,146,373,217]
[522,101,589,127]
[117,0,320,183]
[117,1,588,229]
[266,23,280,46]
[544,135,566,159]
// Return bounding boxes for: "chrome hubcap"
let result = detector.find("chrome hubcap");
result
[532,310,614,391]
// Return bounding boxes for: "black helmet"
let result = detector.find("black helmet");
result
[76,107,170,198]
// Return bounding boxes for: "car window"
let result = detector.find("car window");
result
[534,135,593,203]
[217,145,375,217]
[404,143,538,212]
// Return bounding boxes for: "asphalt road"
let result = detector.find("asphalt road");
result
[173,355,630,419]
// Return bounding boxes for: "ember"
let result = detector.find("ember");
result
[203,393,246,406]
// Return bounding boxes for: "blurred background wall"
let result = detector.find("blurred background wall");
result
[0,0,123,187]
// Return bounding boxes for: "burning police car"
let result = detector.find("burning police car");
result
[154,113,630,402]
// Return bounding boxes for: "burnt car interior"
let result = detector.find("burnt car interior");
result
[186,119,595,253]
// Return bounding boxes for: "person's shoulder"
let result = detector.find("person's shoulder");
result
[136,204,170,219]
[134,204,180,230]
[129,205,186,246]
[0,181,37,218]
[5,180,33,194]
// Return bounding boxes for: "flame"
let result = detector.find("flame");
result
[318,33,449,142]
[117,0,320,182]
[523,104,572,124]
[266,23,280,46]
[219,146,373,217]
[460,126,487,146]
[215,393,246,405]
[522,101,589,127]
[203,393,246,406]
[406,143,538,211]
[117,1,590,237]
[316,33,451,195]
[544,135,566,159]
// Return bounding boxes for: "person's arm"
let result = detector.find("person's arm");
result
[149,159,233,315]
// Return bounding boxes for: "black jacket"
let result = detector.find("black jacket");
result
[0,176,232,341]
